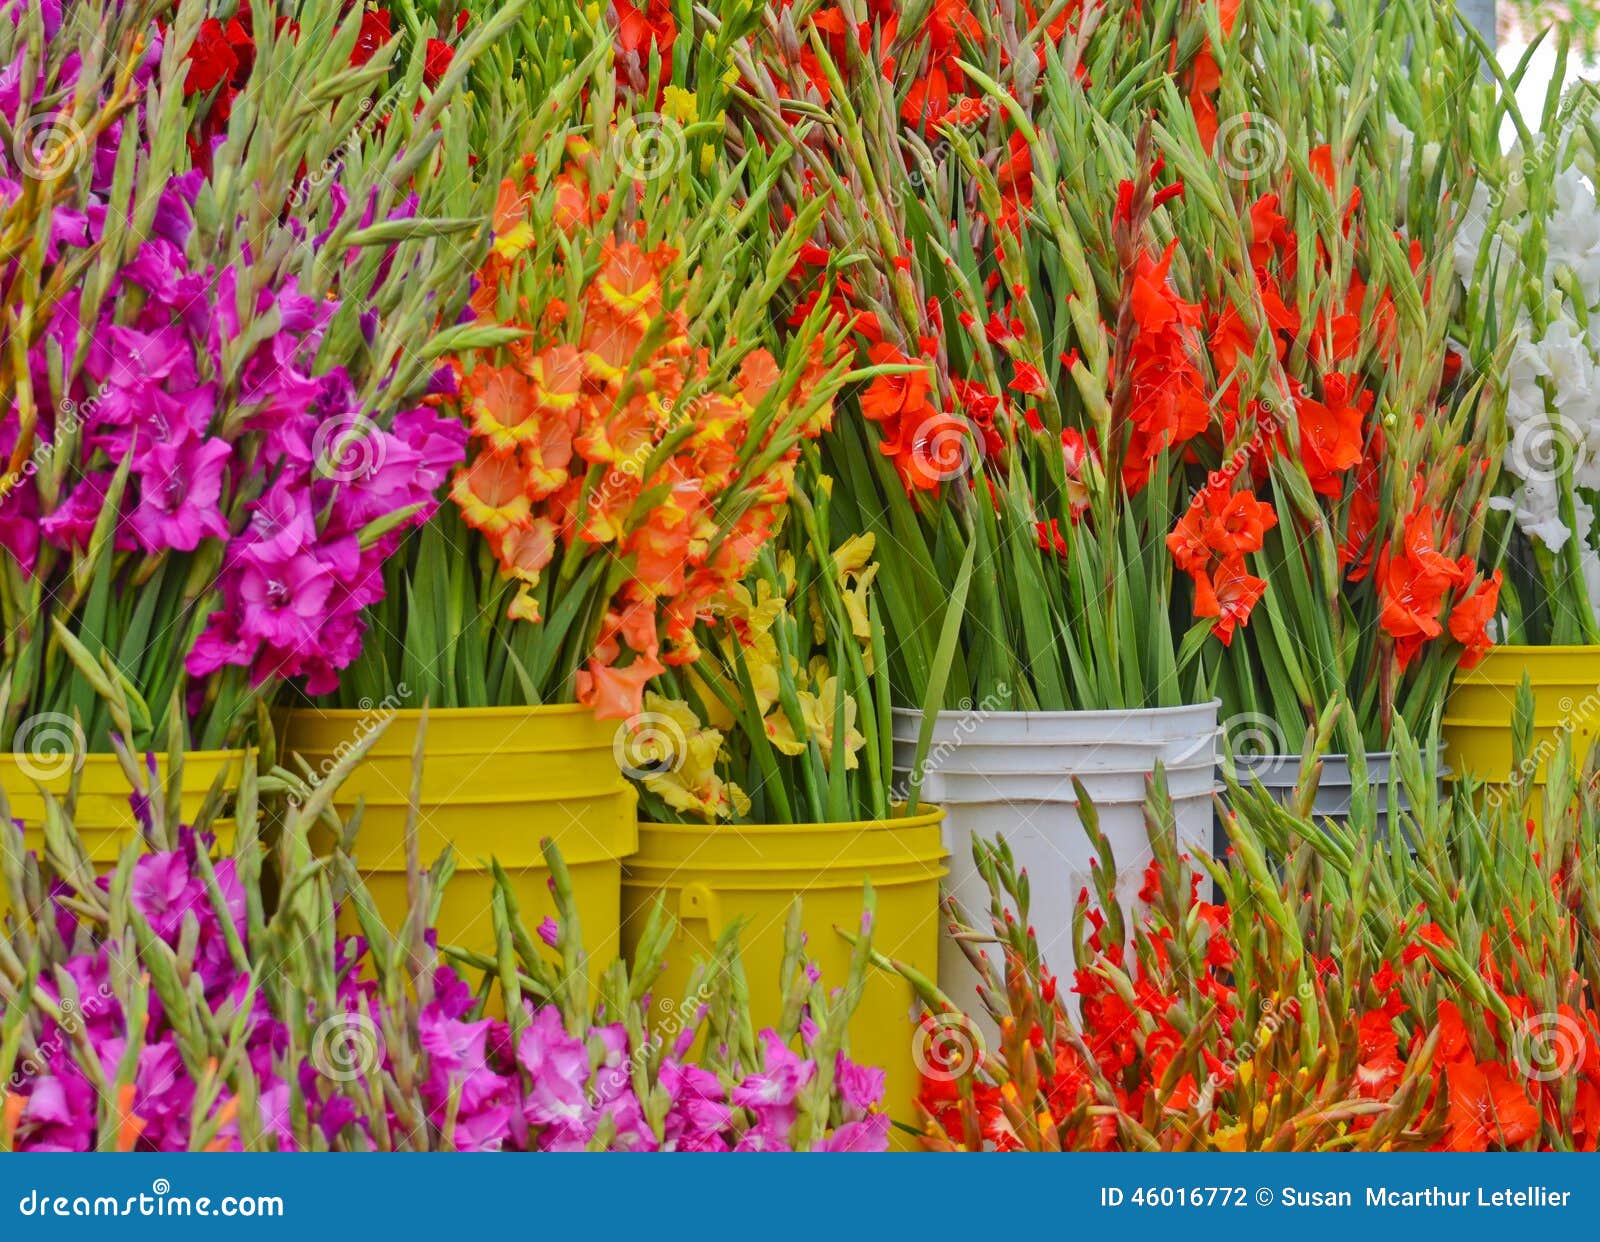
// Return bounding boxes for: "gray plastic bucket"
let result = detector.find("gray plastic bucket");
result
[1212,750,1441,860]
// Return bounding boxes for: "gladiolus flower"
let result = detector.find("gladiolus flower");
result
[1192,556,1268,646]
[452,453,531,537]
[1448,570,1502,670]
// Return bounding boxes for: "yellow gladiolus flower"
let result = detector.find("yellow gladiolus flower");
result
[763,677,864,769]
[832,533,875,578]
[632,694,747,822]
[662,86,698,125]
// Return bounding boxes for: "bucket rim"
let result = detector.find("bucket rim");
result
[1458,643,1600,658]
[620,864,951,888]
[638,806,945,835]
[1221,747,1441,765]
[890,697,1221,724]
[895,788,1220,809]
[0,748,249,766]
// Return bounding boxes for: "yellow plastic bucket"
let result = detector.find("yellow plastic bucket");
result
[276,705,637,972]
[620,809,948,1139]
[0,750,245,921]
[1443,645,1600,817]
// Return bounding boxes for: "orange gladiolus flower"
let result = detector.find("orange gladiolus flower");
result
[499,516,557,582]
[552,172,591,234]
[450,146,843,720]
[526,344,584,415]
[452,452,531,537]
[577,652,666,720]
[1191,555,1267,647]
[491,178,533,260]
[463,365,538,452]
[574,392,660,474]
[591,240,667,325]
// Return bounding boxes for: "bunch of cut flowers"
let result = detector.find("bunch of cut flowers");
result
[328,67,853,723]
[623,454,932,825]
[1452,44,1600,645]
[896,699,1600,1151]
[1166,0,1507,758]
[0,0,515,756]
[0,732,890,1152]
[735,0,1276,714]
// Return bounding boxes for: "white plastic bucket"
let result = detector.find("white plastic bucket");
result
[890,700,1220,783]
[892,703,1219,1022]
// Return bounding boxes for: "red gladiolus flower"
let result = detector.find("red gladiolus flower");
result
[1340,453,1382,580]
[860,343,930,422]
[350,8,393,66]
[1376,506,1469,669]
[1036,518,1069,557]
[1121,243,1209,491]
[1008,360,1047,396]
[1449,569,1502,669]
[1443,1062,1541,1151]
[423,38,454,87]
[1246,193,1294,268]
[1191,555,1267,646]
[614,0,677,62]
[995,133,1033,233]
[1168,482,1277,573]
[184,18,239,93]
[1294,374,1368,496]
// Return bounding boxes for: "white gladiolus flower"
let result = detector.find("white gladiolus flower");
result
[1493,479,1575,551]
[1453,180,1496,287]
[1537,318,1598,423]
[1548,166,1600,305]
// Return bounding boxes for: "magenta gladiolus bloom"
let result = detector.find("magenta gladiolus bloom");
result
[127,438,232,551]
[234,550,335,650]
